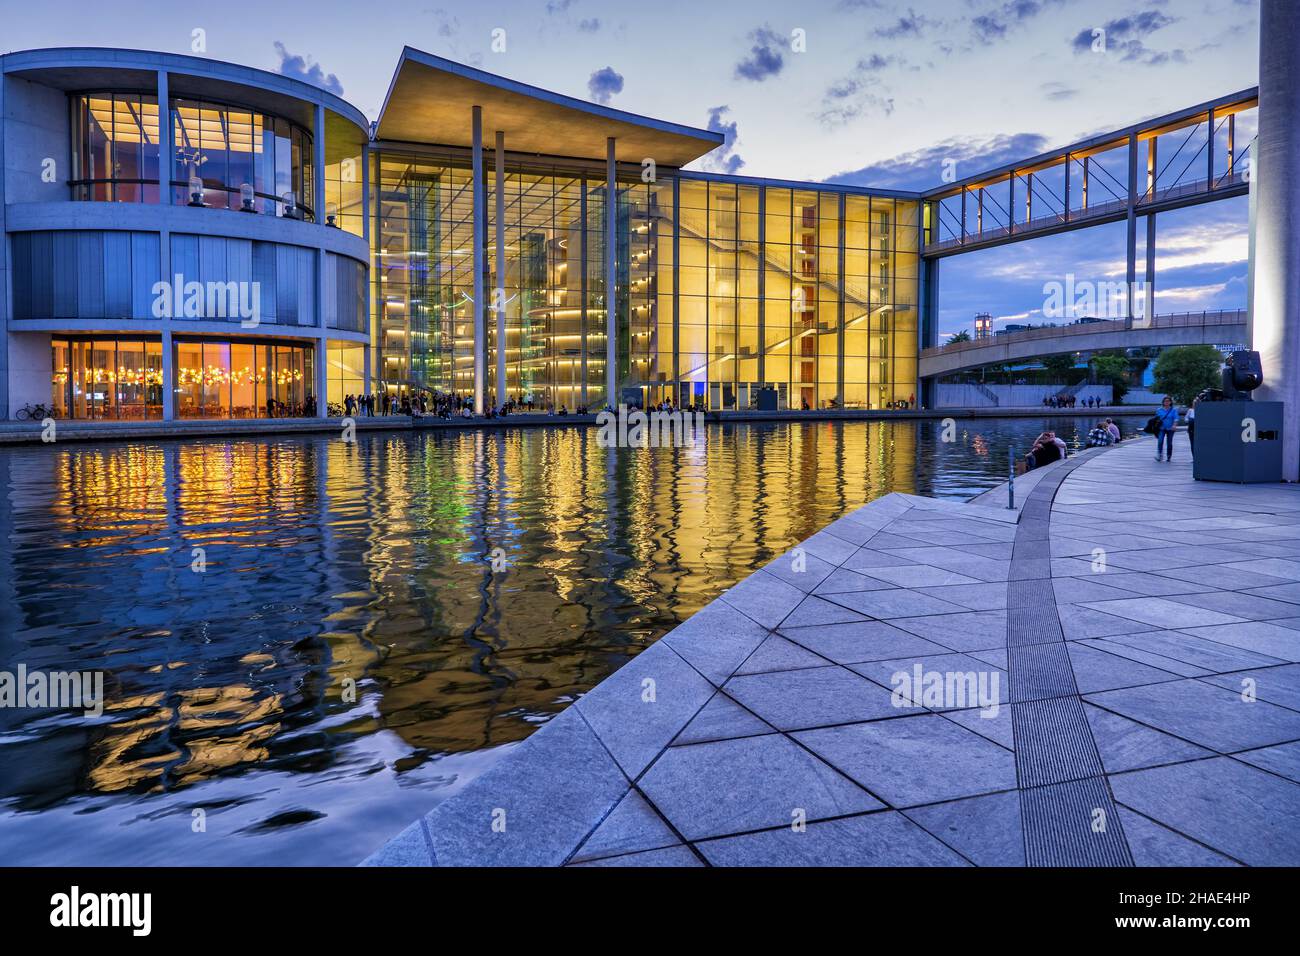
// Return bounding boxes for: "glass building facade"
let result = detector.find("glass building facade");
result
[372,149,918,411]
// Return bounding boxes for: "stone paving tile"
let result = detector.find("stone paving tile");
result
[903,790,1025,867]
[779,619,950,665]
[1164,589,1300,622]
[1176,621,1300,662]
[1052,578,1141,604]
[850,652,1007,709]
[421,706,631,867]
[362,820,432,867]
[857,564,983,588]
[734,635,828,675]
[761,549,836,593]
[822,587,969,620]
[575,640,714,777]
[718,568,806,629]
[780,593,872,627]
[570,789,680,863]
[1234,742,1300,783]
[942,705,1015,748]
[1241,582,1300,605]
[571,845,701,867]
[724,665,904,730]
[696,811,969,866]
[1117,808,1239,867]
[915,582,1009,610]
[1085,679,1300,753]
[811,567,896,596]
[1085,571,1205,597]
[1082,702,1212,773]
[1066,642,1183,694]
[1157,563,1295,592]
[1110,757,1300,866]
[841,547,922,571]
[638,734,881,842]
[661,599,769,686]
[887,609,1009,652]
[1077,597,1245,630]
[1199,663,1300,709]
[1058,605,1157,640]
[1220,557,1300,582]
[796,713,1017,808]
[795,529,861,564]
[1091,629,1283,674]
[673,691,772,745]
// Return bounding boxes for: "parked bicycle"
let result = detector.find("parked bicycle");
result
[14,402,55,421]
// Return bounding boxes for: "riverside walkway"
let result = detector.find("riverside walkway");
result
[365,438,1300,866]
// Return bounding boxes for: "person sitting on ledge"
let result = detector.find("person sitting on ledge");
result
[1087,422,1113,447]
[1025,431,1063,470]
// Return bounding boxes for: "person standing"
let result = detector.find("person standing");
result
[1154,395,1179,461]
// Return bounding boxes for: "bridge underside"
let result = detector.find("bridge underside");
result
[919,313,1247,379]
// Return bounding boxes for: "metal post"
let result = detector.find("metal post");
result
[1008,446,1015,510]
[471,106,485,414]
[1207,106,1216,189]
[1064,153,1071,222]
[495,129,506,412]
[606,137,617,410]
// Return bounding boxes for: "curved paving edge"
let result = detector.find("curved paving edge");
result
[364,438,1300,867]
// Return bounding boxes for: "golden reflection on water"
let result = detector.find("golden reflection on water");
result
[5,422,922,804]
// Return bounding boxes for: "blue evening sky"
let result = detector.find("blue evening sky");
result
[1,0,1260,336]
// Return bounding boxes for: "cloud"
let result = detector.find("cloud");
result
[825,132,1050,191]
[734,26,786,82]
[1040,80,1079,101]
[426,7,460,38]
[587,66,624,104]
[273,42,343,95]
[971,0,1066,45]
[546,0,575,13]
[874,9,933,39]
[1070,10,1184,64]
[578,18,602,32]
[818,55,898,128]
[698,106,745,175]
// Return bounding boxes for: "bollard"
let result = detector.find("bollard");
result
[1008,445,1015,510]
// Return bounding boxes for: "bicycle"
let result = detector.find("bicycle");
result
[14,403,54,421]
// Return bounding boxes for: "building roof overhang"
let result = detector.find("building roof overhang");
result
[375,47,723,167]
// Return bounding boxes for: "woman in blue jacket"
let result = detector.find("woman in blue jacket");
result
[1154,395,1180,462]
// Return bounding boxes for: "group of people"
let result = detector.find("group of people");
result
[1043,394,1104,409]
[1024,431,1069,470]
[1086,418,1123,447]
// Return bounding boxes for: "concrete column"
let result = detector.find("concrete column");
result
[1252,0,1300,480]
[671,176,680,394]
[757,185,765,386]
[161,329,175,420]
[1125,132,1138,328]
[494,130,506,411]
[606,137,617,409]
[157,71,172,205]
[1144,214,1156,326]
[315,335,328,417]
[471,106,486,414]
[314,104,326,223]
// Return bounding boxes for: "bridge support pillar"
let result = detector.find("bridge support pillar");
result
[1253,0,1300,480]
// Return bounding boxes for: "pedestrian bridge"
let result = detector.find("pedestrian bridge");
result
[918,310,1247,379]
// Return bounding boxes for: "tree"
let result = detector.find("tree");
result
[1090,353,1130,404]
[1153,345,1223,405]
[1041,353,1077,383]
[947,329,972,344]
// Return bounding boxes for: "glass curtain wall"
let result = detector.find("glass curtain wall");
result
[369,149,918,410]
[173,339,314,418]
[50,336,164,419]
[72,94,161,203]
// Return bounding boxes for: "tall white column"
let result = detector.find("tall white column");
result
[605,137,617,409]
[472,106,486,414]
[1253,0,1300,480]
[495,130,506,411]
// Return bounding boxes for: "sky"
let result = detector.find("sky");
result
[0,0,1262,336]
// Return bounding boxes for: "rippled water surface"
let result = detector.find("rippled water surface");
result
[0,416,1141,864]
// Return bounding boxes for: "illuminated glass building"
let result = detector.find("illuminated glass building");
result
[0,46,919,420]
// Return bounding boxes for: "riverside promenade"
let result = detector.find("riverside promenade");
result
[365,438,1300,867]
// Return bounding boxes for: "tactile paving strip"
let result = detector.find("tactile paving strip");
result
[1009,455,1133,867]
